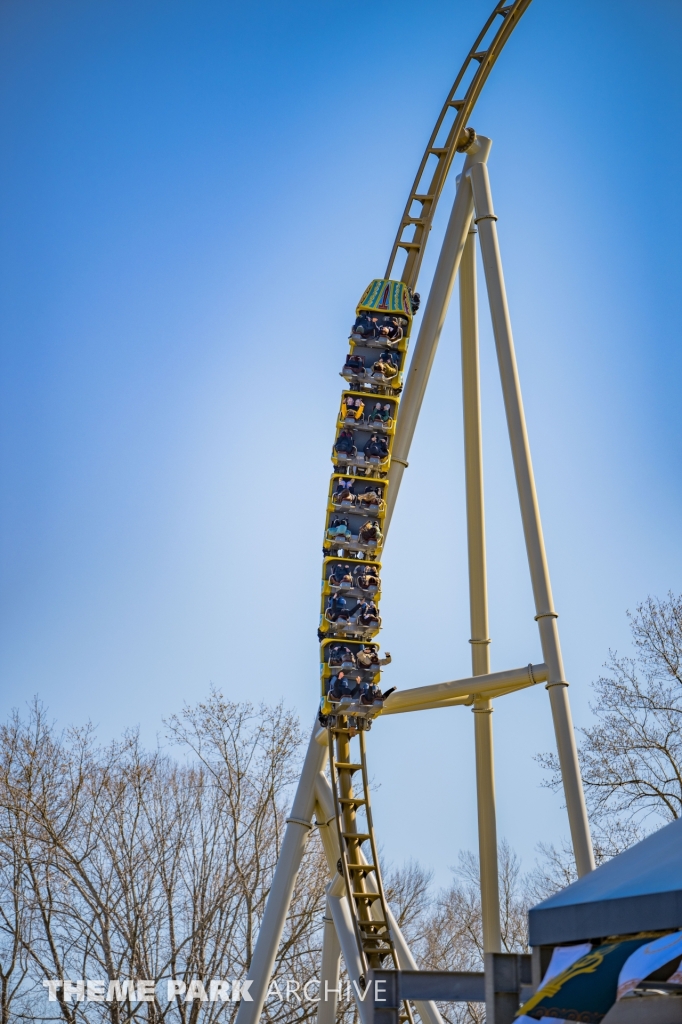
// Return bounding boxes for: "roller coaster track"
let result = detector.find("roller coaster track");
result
[387,0,533,291]
[318,0,533,1006]
[329,726,414,1021]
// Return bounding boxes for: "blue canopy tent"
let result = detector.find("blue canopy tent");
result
[520,819,682,1022]
[530,818,682,946]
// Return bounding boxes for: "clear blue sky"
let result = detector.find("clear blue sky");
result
[1,0,681,884]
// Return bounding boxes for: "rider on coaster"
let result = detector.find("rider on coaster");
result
[377,315,406,345]
[340,646,356,667]
[357,484,383,510]
[328,563,353,587]
[367,402,384,425]
[326,518,352,544]
[327,644,343,666]
[367,401,394,426]
[328,672,356,701]
[351,599,380,628]
[350,313,380,341]
[371,355,398,382]
[334,429,357,456]
[353,680,385,705]
[358,520,383,546]
[332,478,355,504]
[372,352,399,385]
[356,564,380,591]
[343,353,365,376]
[326,593,351,623]
[363,434,388,460]
[357,644,391,675]
[343,395,364,421]
[328,644,355,667]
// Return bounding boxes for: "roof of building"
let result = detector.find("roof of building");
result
[529,817,682,946]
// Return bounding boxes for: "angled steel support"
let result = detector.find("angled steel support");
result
[317,901,341,1024]
[327,890,371,1024]
[234,723,328,1024]
[468,156,595,876]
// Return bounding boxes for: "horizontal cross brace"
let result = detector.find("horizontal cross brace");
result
[381,662,548,715]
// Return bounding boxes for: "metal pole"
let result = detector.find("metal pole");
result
[317,900,342,1024]
[460,223,502,953]
[385,136,493,532]
[315,793,368,1019]
[327,891,372,1024]
[235,724,329,1024]
[468,159,595,876]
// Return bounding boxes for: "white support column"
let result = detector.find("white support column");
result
[317,900,342,1024]
[235,724,329,1024]
[327,892,371,1024]
[314,774,340,868]
[385,136,493,532]
[460,222,502,952]
[468,158,595,877]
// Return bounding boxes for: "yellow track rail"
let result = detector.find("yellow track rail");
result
[386,0,533,291]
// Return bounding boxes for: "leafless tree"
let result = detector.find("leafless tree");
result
[538,593,682,862]
[0,732,32,1024]
[0,691,551,1024]
[383,859,433,952]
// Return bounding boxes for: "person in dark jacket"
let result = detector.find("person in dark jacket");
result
[363,434,385,459]
[343,353,365,375]
[350,313,379,341]
[334,430,357,456]
[328,563,353,588]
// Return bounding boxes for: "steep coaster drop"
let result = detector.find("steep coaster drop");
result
[318,282,417,1013]
[315,1,538,994]
[235,4,599,1023]
[319,279,417,726]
